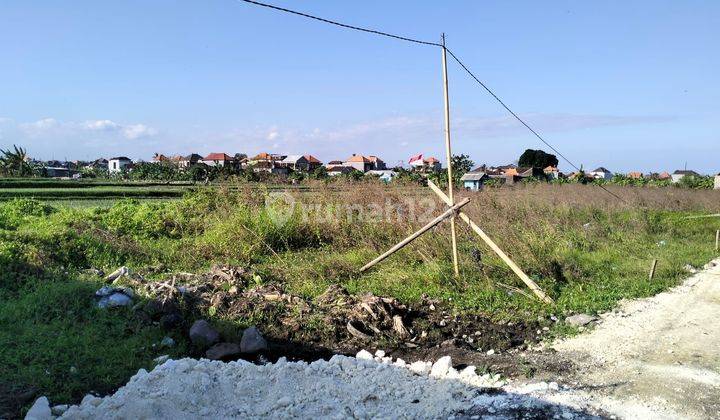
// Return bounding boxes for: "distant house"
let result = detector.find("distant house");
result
[279,155,311,171]
[627,171,643,179]
[153,153,169,162]
[344,154,372,172]
[44,167,74,178]
[409,154,441,172]
[366,169,396,183]
[303,155,323,172]
[715,174,720,190]
[461,171,489,191]
[544,166,560,179]
[202,153,232,167]
[178,154,203,169]
[327,166,354,176]
[588,167,613,180]
[88,158,108,170]
[671,170,700,183]
[108,157,132,173]
[325,160,343,170]
[657,171,672,181]
[367,155,386,170]
[249,152,275,172]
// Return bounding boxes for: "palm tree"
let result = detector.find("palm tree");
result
[0,145,32,177]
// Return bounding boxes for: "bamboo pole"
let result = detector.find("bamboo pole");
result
[360,197,470,273]
[427,180,554,304]
[649,259,658,280]
[441,33,460,277]
[715,230,719,252]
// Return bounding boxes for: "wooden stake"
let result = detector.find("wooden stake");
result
[427,180,554,304]
[716,230,719,252]
[649,259,658,280]
[360,198,471,273]
[441,33,460,277]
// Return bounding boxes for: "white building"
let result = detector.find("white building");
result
[714,174,720,190]
[108,157,133,173]
[671,170,700,183]
[588,167,613,180]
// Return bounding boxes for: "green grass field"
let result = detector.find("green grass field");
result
[1,182,719,417]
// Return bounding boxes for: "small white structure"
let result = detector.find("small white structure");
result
[588,167,613,180]
[366,170,396,183]
[108,157,132,173]
[671,170,700,183]
[460,171,489,191]
[714,174,720,190]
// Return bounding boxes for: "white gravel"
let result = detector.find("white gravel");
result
[31,351,602,420]
[56,354,497,419]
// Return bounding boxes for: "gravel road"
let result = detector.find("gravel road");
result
[549,258,720,419]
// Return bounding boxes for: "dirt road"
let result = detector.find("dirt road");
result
[546,258,720,418]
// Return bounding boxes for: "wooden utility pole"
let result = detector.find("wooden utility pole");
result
[441,33,460,277]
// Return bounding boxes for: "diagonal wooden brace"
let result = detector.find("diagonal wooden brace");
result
[427,180,554,304]
[360,197,471,273]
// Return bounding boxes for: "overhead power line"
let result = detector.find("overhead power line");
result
[236,0,624,202]
[236,0,440,47]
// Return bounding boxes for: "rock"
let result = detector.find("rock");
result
[159,313,183,330]
[486,349,495,356]
[355,349,373,360]
[430,356,452,377]
[105,266,129,282]
[206,342,241,360]
[683,264,698,274]
[374,350,386,358]
[160,336,175,347]
[117,286,134,298]
[189,320,220,347]
[97,292,133,309]
[25,396,52,420]
[565,314,598,327]
[95,286,115,297]
[241,326,268,353]
[50,404,69,416]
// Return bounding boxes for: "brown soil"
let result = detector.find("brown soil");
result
[127,265,546,376]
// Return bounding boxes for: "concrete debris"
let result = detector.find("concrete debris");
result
[189,320,220,347]
[565,314,598,327]
[104,266,129,283]
[240,326,268,353]
[153,355,170,364]
[206,342,241,360]
[683,264,698,274]
[24,396,52,420]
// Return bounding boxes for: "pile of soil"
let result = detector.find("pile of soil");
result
[127,265,541,368]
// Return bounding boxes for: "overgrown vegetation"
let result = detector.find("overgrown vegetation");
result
[1,183,719,416]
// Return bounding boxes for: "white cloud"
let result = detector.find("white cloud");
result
[267,129,279,141]
[122,124,157,139]
[80,119,120,131]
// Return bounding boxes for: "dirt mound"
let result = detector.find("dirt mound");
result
[123,266,540,365]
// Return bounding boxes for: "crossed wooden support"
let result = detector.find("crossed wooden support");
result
[360,179,553,304]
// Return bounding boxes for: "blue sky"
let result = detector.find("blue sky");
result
[0,0,718,173]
